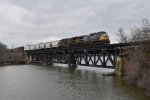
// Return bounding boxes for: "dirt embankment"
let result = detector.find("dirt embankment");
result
[124,44,150,95]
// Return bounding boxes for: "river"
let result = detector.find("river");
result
[0,65,149,100]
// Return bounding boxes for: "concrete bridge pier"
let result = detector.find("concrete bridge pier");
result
[24,52,32,63]
[103,54,127,76]
[29,55,32,62]
[114,55,127,75]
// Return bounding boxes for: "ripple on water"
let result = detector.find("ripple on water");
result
[0,65,149,100]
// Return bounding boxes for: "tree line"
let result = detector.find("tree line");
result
[0,42,7,64]
[0,43,25,65]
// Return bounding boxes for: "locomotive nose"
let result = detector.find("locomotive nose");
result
[100,34,109,41]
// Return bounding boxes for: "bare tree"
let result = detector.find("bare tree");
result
[117,27,128,43]
[131,18,150,42]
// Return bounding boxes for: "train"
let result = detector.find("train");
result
[24,31,110,50]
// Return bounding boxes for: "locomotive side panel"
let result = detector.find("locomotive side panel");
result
[58,38,70,47]
[75,35,90,45]
[69,37,77,45]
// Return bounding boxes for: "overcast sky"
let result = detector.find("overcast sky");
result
[0,0,149,48]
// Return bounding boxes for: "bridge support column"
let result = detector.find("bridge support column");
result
[103,55,127,76]
[85,51,89,65]
[102,52,106,67]
[49,53,53,65]
[46,53,53,65]
[30,54,33,62]
[25,53,32,63]
[114,55,127,75]
[68,46,77,69]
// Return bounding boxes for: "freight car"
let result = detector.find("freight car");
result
[45,42,52,48]
[35,44,40,49]
[39,43,45,48]
[51,40,59,47]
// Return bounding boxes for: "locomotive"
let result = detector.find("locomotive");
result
[89,31,110,44]
[25,31,110,50]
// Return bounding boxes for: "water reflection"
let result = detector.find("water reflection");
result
[113,76,150,100]
[0,65,149,100]
[67,68,76,74]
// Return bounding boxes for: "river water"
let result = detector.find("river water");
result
[0,65,149,100]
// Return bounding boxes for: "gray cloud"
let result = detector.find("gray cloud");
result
[0,0,150,48]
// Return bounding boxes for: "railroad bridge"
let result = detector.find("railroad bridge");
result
[25,43,133,69]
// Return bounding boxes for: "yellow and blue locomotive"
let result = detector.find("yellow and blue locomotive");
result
[89,31,110,45]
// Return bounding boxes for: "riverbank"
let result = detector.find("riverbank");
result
[0,62,26,67]
[123,44,150,96]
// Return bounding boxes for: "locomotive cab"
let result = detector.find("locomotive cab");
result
[99,31,110,43]
[89,31,110,45]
